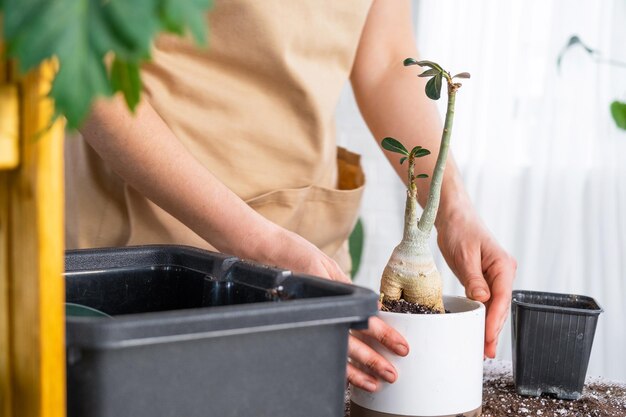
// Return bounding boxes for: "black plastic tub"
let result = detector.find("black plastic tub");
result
[511,290,603,400]
[65,245,378,417]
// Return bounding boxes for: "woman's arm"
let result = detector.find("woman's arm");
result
[82,96,277,260]
[81,96,353,279]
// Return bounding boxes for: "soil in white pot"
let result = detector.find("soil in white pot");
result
[382,298,449,315]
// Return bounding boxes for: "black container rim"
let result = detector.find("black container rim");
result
[65,244,239,272]
[512,289,603,315]
[65,301,379,350]
[66,294,374,349]
[65,245,379,350]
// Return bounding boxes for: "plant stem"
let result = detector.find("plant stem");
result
[403,154,420,243]
[408,153,416,199]
[418,83,458,235]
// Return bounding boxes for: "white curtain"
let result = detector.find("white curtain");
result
[337,0,626,383]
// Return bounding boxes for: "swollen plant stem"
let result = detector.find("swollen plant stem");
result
[418,86,457,235]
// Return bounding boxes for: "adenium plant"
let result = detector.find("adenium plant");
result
[380,59,469,313]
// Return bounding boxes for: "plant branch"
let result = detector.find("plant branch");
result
[418,81,458,235]
[408,153,416,199]
[403,153,420,243]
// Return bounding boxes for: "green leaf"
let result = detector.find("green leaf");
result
[381,137,409,155]
[453,72,471,79]
[4,0,158,127]
[557,35,597,70]
[159,0,212,46]
[5,0,159,73]
[413,148,431,158]
[418,68,440,78]
[110,58,142,111]
[611,101,626,130]
[3,0,213,128]
[425,74,442,100]
[403,57,419,66]
[417,60,444,72]
[400,156,407,165]
[415,174,429,179]
[49,53,112,126]
[348,218,364,280]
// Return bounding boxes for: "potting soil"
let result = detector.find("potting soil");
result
[382,298,448,314]
[481,361,626,417]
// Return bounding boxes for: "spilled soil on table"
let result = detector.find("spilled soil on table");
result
[481,376,626,417]
[345,361,626,417]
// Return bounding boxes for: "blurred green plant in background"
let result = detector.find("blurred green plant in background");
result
[558,35,626,131]
[348,218,364,280]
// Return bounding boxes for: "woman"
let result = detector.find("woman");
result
[66,0,516,392]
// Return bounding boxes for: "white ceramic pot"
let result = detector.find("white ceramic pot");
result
[351,295,485,417]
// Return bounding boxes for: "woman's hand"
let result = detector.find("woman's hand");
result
[256,228,352,283]
[347,317,409,392]
[255,227,409,392]
[436,210,517,358]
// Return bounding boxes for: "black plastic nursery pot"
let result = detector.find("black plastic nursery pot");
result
[511,290,603,400]
[65,245,378,417]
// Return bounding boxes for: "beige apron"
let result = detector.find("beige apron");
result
[65,0,372,273]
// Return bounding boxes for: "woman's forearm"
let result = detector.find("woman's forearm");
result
[79,95,278,259]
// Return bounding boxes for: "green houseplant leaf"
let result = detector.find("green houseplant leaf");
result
[382,137,410,155]
[110,58,142,111]
[0,0,213,128]
[425,74,442,100]
[557,35,597,71]
[610,101,626,130]
[159,0,211,46]
[348,218,364,280]
[556,35,626,131]
[416,60,443,72]
[413,148,431,158]
[418,68,440,78]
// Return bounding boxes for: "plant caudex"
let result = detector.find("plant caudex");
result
[380,58,469,313]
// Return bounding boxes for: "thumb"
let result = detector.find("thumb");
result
[457,253,491,302]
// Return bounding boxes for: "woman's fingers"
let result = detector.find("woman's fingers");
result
[347,362,378,393]
[360,316,409,356]
[348,334,398,385]
[483,257,516,357]
[346,317,410,391]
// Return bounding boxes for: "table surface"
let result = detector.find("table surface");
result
[346,360,626,417]
[482,359,626,417]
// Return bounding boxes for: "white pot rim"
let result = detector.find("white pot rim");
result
[379,295,484,319]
